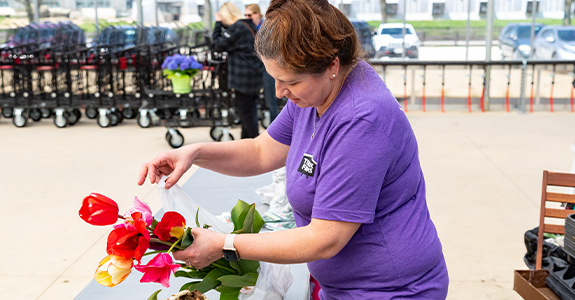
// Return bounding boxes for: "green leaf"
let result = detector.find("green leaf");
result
[217,273,258,287]
[195,207,201,228]
[231,200,250,231]
[151,218,158,230]
[252,207,264,234]
[146,289,162,300]
[181,227,194,248]
[233,205,255,234]
[218,286,242,300]
[229,260,242,275]
[183,268,224,293]
[237,260,260,274]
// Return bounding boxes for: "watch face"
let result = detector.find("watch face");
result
[223,249,240,261]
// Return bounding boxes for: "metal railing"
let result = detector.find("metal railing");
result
[368,59,575,113]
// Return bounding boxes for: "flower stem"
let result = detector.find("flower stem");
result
[118,214,125,220]
[149,237,184,250]
[143,250,164,257]
[167,236,183,253]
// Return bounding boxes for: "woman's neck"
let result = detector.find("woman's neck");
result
[317,68,351,118]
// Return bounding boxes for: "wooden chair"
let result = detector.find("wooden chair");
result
[536,170,575,269]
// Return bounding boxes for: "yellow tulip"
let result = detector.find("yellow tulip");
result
[94,254,133,287]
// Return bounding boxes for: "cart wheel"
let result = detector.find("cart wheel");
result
[30,109,42,122]
[73,109,82,121]
[109,112,119,126]
[2,107,13,118]
[138,112,151,128]
[40,108,51,118]
[97,113,111,128]
[217,132,235,142]
[193,109,201,118]
[260,111,271,129]
[210,126,223,141]
[166,130,185,148]
[13,111,27,127]
[122,108,135,119]
[86,107,98,119]
[114,110,123,123]
[54,113,68,128]
[67,110,79,126]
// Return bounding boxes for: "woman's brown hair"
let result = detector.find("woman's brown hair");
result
[255,0,362,75]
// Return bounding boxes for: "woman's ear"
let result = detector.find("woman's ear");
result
[328,57,340,78]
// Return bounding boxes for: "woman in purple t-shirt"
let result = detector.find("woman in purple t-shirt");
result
[138,0,448,298]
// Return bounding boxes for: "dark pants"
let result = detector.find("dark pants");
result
[263,70,280,122]
[234,90,259,139]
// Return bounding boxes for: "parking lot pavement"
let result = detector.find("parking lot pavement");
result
[1,112,574,299]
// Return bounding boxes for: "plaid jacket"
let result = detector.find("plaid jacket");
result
[212,20,264,96]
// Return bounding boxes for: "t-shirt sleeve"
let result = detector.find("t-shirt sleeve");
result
[312,118,396,224]
[266,100,294,146]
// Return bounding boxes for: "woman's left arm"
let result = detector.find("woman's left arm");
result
[174,218,360,269]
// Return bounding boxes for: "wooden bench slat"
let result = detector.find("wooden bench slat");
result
[546,208,575,219]
[547,192,575,204]
[544,224,565,235]
[548,172,575,187]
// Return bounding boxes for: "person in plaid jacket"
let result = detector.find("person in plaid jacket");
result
[212,2,264,139]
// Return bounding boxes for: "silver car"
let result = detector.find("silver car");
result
[533,25,575,60]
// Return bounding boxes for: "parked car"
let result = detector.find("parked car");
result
[533,25,575,60]
[349,19,375,58]
[499,22,544,59]
[373,23,419,59]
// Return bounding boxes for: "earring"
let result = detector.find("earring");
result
[332,74,336,78]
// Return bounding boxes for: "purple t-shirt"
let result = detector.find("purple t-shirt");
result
[267,61,448,299]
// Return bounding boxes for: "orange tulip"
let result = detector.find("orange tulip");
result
[94,254,133,287]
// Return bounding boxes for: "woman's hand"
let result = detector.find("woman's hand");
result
[172,228,226,269]
[215,12,222,22]
[138,146,196,189]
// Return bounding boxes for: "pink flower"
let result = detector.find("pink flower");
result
[134,253,180,288]
[124,197,153,226]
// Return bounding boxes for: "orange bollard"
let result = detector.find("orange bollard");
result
[530,65,534,113]
[422,65,426,112]
[505,65,511,112]
[467,65,473,113]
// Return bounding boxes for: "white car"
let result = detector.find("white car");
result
[373,23,420,59]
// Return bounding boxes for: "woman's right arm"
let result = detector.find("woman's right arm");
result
[138,131,289,189]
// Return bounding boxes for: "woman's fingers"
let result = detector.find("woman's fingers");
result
[137,163,149,186]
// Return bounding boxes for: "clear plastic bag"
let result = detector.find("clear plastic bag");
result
[157,176,294,300]
[158,176,233,234]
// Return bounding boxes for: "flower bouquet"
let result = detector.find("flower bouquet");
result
[79,193,265,300]
[161,54,203,94]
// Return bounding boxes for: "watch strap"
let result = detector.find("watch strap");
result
[224,234,237,250]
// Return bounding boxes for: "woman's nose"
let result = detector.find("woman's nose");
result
[275,82,289,99]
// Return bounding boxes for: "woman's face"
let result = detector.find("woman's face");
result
[262,58,339,114]
[245,9,261,25]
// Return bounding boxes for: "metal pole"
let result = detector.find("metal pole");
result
[155,0,159,26]
[95,0,99,39]
[484,0,494,111]
[465,0,471,60]
[33,0,39,23]
[529,1,537,58]
[136,0,143,26]
[519,59,527,113]
[402,0,407,59]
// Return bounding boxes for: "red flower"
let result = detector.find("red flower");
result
[79,193,119,226]
[106,225,140,259]
[134,253,180,288]
[153,212,186,241]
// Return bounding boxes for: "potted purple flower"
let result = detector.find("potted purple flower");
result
[161,54,203,94]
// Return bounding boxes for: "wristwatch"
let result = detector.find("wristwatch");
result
[223,234,240,261]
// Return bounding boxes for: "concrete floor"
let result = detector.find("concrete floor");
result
[0,112,573,300]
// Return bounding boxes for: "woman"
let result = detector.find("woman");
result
[212,2,262,139]
[139,0,449,298]
[246,3,280,124]
[245,3,263,29]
